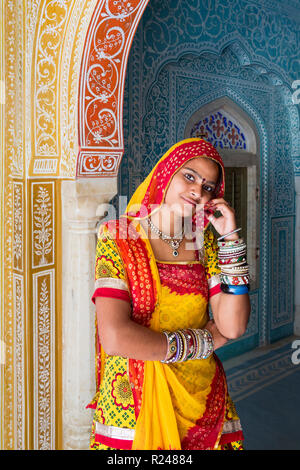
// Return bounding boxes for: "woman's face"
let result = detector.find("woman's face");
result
[163,157,220,217]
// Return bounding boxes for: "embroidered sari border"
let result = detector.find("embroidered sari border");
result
[94,277,129,292]
[92,278,131,304]
[222,419,242,434]
[95,421,135,441]
[208,274,221,289]
[219,419,244,446]
[94,433,133,450]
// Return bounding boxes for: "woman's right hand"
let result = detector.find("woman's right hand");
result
[204,319,229,351]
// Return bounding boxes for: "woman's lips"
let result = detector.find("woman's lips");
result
[181,196,197,207]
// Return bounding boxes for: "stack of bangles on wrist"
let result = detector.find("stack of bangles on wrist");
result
[161,328,214,364]
[217,228,250,295]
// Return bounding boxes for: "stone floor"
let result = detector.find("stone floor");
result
[223,335,300,450]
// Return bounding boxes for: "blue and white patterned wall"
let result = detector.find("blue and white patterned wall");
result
[117,0,300,359]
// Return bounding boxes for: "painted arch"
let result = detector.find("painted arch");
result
[29,0,149,179]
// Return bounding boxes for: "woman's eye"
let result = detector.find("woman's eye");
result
[203,185,213,192]
[184,173,194,181]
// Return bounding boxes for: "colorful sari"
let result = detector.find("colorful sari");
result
[88,138,244,450]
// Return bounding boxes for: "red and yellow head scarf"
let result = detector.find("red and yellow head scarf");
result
[122,137,225,231]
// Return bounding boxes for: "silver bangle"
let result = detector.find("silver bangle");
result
[161,331,176,363]
[177,330,187,362]
[217,227,242,241]
[194,329,204,359]
[202,329,214,359]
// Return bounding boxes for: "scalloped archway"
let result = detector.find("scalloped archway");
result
[29,0,149,179]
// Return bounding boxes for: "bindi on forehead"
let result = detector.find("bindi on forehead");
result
[183,166,218,187]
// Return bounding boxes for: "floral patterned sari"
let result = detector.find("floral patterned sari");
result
[88,139,244,450]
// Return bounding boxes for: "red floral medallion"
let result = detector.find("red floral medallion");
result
[111,372,134,410]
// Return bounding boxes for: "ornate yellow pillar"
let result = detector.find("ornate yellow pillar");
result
[0,0,5,450]
[2,0,26,450]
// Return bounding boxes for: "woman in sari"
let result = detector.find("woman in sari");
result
[88,138,250,450]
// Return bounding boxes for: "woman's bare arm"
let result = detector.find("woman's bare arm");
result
[96,297,167,360]
[204,198,251,339]
[96,296,229,359]
[209,291,250,339]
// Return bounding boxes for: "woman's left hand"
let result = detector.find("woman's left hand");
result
[204,198,238,240]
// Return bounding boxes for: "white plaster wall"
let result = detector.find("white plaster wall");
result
[61,178,118,449]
